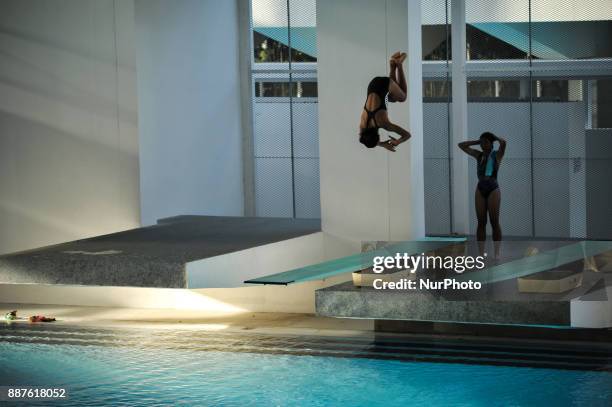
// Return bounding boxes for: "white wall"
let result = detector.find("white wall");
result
[135,0,244,225]
[317,0,423,242]
[186,231,360,288]
[0,0,140,255]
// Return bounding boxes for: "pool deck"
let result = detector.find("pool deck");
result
[2,302,611,343]
[0,303,374,337]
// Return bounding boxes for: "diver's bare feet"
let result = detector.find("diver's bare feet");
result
[397,52,407,64]
[391,51,401,60]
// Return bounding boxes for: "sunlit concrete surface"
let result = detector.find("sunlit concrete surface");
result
[0,303,374,337]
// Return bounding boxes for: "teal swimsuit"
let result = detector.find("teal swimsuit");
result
[477,150,499,198]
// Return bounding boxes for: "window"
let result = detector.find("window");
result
[251,0,317,64]
[423,80,450,100]
[592,79,612,128]
[254,81,318,98]
[253,31,316,63]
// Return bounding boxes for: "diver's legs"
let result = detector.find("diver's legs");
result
[389,58,398,82]
[394,56,407,94]
[388,54,407,102]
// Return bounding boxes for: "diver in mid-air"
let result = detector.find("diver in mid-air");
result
[358,52,412,152]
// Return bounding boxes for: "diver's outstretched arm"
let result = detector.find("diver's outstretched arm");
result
[383,121,411,145]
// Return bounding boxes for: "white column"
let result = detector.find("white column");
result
[238,0,256,216]
[317,0,423,242]
[135,0,244,225]
[405,0,425,238]
[387,0,425,240]
[450,0,470,234]
[585,79,593,129]
[568,105,586,238]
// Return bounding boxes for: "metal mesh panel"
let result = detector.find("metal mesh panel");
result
[521,3,612,240]
[461,0,612,241]
[533,159,571,237]
[458,1,612,240]
[531,0,612,60]
[421,0,451,60]
[463,71,612,240]
[254,157,293,217]
[251,0,319,219]
[532,97,582,238]
[529,73,612,240]
[586,126,612,238]
[253,96,291,157]
[252,0,289,63]
[289,0,316,62]
[252,0,291,218]
[291,101,318,158]
[253,69,294,217]
[294,157,320,218]
[465,0,529,61]
[423,98,452,235]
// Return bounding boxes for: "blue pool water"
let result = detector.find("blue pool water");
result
[1,327,612,406]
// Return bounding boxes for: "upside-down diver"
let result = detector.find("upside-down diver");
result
[358,51,412,151]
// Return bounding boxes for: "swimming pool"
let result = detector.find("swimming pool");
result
[1,324,611,406]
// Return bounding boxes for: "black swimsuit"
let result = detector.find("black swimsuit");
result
[476,150,499,198]
[363,76,390,128]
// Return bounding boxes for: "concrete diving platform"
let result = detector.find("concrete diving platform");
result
[315,240,612,328]
[0,216,320,289]
[316,281,572,326]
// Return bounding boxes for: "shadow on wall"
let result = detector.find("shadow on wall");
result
[0,0,140,255]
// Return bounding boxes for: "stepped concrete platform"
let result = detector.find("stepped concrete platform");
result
[316,240,612,328]
[316,273,612,327]
[316,281,573,325]
[0,216,320,289]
